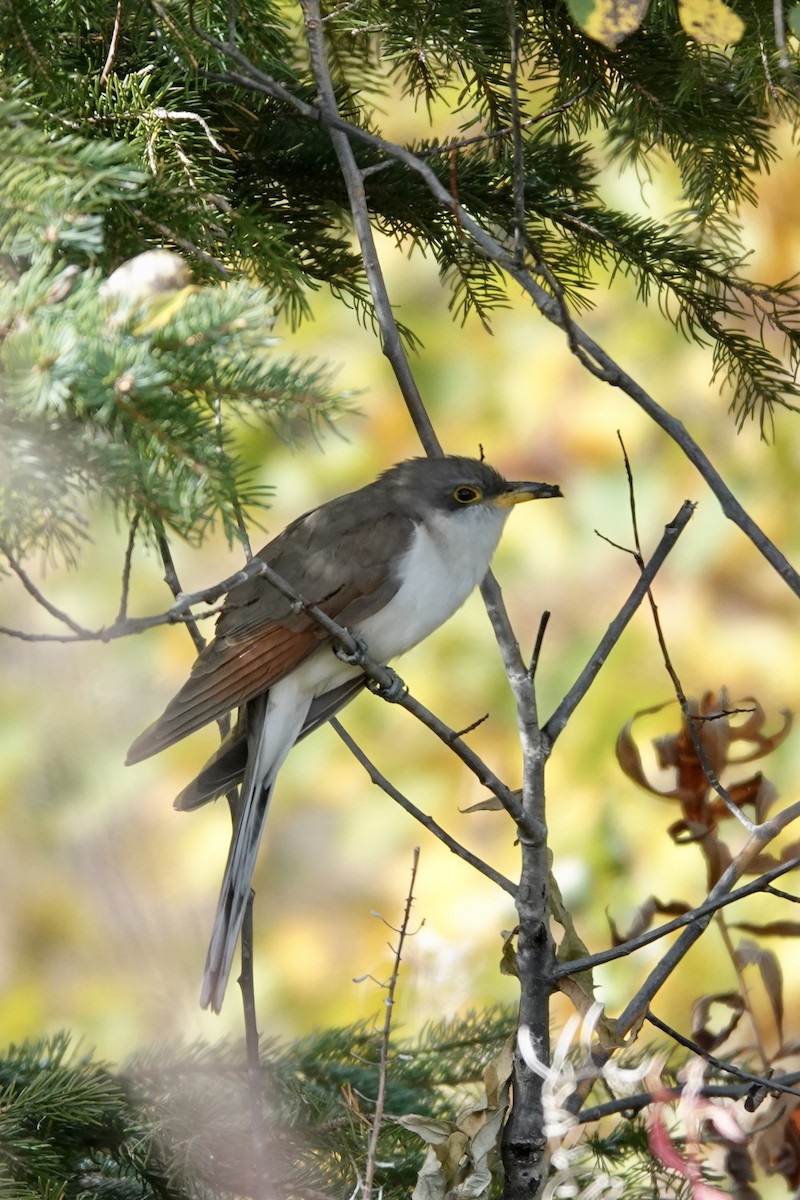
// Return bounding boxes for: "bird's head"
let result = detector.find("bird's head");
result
[380,455,562,520]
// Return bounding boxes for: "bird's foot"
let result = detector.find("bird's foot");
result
[334,633,370,666]
[367,667,406,703]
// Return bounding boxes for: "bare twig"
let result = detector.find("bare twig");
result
[115,512,140,624]
[645,1010,798,1097]
[214,393,252,559]
[300,0,441,457]
[238,894,271,1198]
[331,719,518,896]
[576,1072,800,1125]
[1,543,92,636]
[393,686,530,830]
[362,847,422,1199]
[546,501,696,742]
[528,610,551,680]
[131,208,231,276]
[360,88,593,180]
[612,799,800,1042]
[506,0,526,269]
[157,533,208,656]
[618,436,755,832]
[99,0,124,84]
[552,852,800,978]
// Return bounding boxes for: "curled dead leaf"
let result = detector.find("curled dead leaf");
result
[691,991,744,1052]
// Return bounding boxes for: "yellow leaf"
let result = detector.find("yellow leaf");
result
[678,0,745,44]
[572,0,651,48]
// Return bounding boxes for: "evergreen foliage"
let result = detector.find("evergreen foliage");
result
[1,1,799,1195]
[0,91,351,564]
[0,1014,515,1200]
[0,0,798,482]
[0,1017,711,1200]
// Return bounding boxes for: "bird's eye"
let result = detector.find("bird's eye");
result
[452,485,482,505]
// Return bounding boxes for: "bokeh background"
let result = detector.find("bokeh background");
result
[2,115,800,1100]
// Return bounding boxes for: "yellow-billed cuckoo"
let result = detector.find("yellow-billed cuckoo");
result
[127,456,560,1011]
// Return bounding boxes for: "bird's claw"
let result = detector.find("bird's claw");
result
[334,635,405,701]
[334,634,370,667]
[367,668,406,702]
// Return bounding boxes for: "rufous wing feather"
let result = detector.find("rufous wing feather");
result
[125,623,317,763]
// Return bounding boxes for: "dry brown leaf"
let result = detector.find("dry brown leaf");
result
[733,921,800,937]
[691,991,744,1052]
[735,939,784,1044]
[499,927,518,978]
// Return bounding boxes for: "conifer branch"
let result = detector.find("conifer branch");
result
[177,25,800,596]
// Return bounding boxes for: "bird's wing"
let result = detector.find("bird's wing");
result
[126,504,414,764]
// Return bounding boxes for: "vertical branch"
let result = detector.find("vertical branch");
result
[363,847,421,1200]
[495,8,554,1191]
[214,394,252,559]
[483,581,553,1198]
[115,512,140,623]
[239,894,271,1198]
[157,533,208,656]
[500,702,554,1197]
[157,531,266,1186]
[300,0,442,457]
[505,0,526,268]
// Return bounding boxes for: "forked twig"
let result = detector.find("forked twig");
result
[1,542,91,636]
[552,852,800,977]
[546,501,696,742]
[362,847,422,1199]
[617,434,755,832]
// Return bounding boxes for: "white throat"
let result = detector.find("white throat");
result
[355,503,509,663]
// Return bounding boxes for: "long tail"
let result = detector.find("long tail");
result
[200,777,275,1012]
[199,685,308,1012]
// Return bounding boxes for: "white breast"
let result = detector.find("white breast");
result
[355,503,510,664]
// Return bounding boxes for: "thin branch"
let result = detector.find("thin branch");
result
[645,1010,800,1098]
[115,512,140,624]
[528,610,551,680]
[576,1073,800,1125]
[552,852,800,978]
[612,799,800,1042]
[545,501,696,742]
[618,435,755,832]
[360,88,593,180]
[1,543,92,636]
[214,393,252,560]
[506,0,526,269]
[157,533,207,656]
[393,686,530,830]
[331,720,518,896]
[99,0,124,85]
[300,0,441,457]
[362,847,421,1200]
[185,39,800,597]
[131,208,231,276]
[238,893,271,1198]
